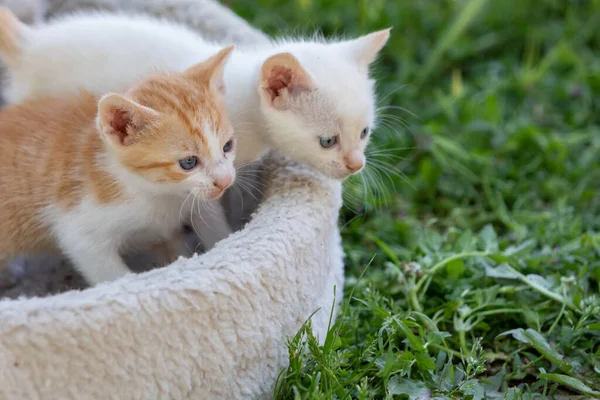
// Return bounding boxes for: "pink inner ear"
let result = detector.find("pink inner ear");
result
[266,66,293,102]
[110,107,130,144]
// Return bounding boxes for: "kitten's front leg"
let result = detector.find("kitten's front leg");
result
[0,256,19,290]
[191,201,232,251]
[152,230,192,267]
[64,244,132,286]
[56,226,131,286]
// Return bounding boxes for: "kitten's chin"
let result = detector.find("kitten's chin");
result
[323,169,355,181]
[207,188,226,201]
[208,192,224,201]
[190,186,227,201]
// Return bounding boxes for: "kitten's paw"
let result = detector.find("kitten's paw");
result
[152,233,192,267]
[0,256,25,290]
[151,241,172,267]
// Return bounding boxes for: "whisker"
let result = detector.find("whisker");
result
[376,104,420,119]
[374,120,411,139]
[179,191,193,224]
[234,174,263,199]
[235,179,262,203]
[189,194,199,238]
[366,158,414,190]
[366,146,417,153]
[361,167,389,213]
[340,212,363,230]
[377,84,410,105]
[366,150,413,161]
[233,184,245,213]
[377,115,411,131]
[366,162,397,194]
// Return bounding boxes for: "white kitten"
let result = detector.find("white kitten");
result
[0,10,390,245]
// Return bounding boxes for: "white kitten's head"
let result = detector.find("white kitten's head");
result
[258,29,390,180]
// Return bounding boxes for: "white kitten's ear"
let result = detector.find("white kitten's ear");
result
[97,93,160,147]
[184,45,235,95]
[339,28,391,70]
[0,6,30,68]
[259,52,315,110]
[1,0,45,25]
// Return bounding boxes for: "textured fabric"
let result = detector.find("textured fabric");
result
[0,156,344,399]
[0,1,345,398]
[44,0,270,46]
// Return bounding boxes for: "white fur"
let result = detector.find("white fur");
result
[46,188,185,284]
[0,155,344,399]
[2,12,385,179]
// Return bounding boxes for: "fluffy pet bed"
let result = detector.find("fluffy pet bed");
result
[0,1,345,399]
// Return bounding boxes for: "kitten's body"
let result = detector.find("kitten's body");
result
[0,46,236,285]
[0,93,187,282]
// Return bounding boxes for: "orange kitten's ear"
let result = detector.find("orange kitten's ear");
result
[184,45,235,95]
[0,6,29,68]
[259,52,316,110]
[97,93,160,147]
[338,28,391,70]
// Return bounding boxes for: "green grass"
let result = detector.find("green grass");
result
[226,0,600,398]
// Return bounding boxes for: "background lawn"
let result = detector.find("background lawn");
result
[226,0,600,398]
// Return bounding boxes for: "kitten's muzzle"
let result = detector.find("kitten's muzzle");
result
[213,174,233,190]
[346,163,364,173]
[344,151,365,173]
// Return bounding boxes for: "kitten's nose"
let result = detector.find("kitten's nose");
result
[344,151,364,173]
[213,174,232,190]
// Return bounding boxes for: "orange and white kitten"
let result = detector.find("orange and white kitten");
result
[0,45,236,286]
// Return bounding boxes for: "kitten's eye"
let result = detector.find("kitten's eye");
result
[223,139,234,153]
[319,136,338,149]
[178,156,198,171]
[360,127,369,139]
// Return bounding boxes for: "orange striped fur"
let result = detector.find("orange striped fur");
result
[0,45,236,285]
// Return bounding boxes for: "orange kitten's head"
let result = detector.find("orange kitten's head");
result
[97,45,236,200]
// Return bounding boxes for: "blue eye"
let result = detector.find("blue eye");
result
[223,139,234,153]
[178,156,198,170]
[319,136,337,148]
[360,127,369,139]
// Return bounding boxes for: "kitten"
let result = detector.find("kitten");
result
[0,45,236,286]
[0,9,389,242]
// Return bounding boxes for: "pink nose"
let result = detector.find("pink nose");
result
[213,174,232,190]
[346,162,364,173]
[344,152,364,173]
